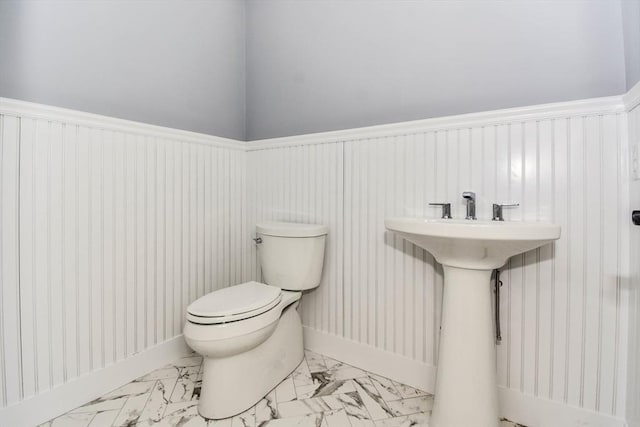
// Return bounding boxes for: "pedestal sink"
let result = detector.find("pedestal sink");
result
[384,218,561,427]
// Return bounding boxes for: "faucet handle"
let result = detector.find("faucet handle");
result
[492,203,519,221]
[429,202,452,219]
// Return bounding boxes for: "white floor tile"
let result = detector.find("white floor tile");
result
[111,389,153,426]
[172,356,203,368]
[231,405,256,427]
[391,381,428,399]
[277,395,342,418]
[275,377,297,403]
[87,410,120,427]
[323,408,351,427]
[334,391,374,426]
[369,374,403,402]
[353,378,394,420]
[44,349,526,427]
[164,400,200,418]
[255,390,278,424]
[170,367,200,402]
[304,351,327,373]
[70,396,128,414]
[138,377,179,424]
[386,395,434,417]
[374,412,431,427]
[103,380,157,399]
[50,413,96,427]
[291,360,314,387]
[137,366,182,382]
[259,413,324,427]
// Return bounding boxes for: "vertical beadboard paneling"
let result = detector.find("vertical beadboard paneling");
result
[113,131,126,362]
[0,106,245,410]
[49,122,64,387]
[124,133,137,357]
[246,143,344,338]
[550,118,569,403]
[62,124,79,380]
[246,111,629,418]
[0,115,21,405]
[598,114,620,414]
[0,96,635,422]
[19,117,37,398]
[536,119,553,401]
[626,103,640,427]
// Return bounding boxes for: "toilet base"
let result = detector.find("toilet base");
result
[197,302,304,420]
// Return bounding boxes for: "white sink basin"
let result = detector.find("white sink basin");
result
[385,218,561,270]
[385,217,561,427]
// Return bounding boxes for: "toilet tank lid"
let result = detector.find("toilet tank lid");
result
[256,222,329,237]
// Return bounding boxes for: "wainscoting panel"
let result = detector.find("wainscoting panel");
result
[0,100,245,412]
[626,94,640,427]
[244,143,345,334]
[245,107,631,420]
[1,93,637,426]
[0,114,21,408]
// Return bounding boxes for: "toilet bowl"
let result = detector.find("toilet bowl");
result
[183,221,328,420]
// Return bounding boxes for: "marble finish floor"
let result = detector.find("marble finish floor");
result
[42,350,526,427]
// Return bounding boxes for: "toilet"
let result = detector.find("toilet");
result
[183,221,328,420]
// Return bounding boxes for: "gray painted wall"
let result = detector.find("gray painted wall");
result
[0,1,632,141]
[246,0,627,140]
[623,0,640,90]
[0,0,246,140]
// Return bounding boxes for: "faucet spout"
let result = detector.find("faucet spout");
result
[462,191,477,220]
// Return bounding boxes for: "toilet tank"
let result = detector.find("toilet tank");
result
[256,222,328,291]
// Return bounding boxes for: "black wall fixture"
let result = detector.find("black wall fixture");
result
[633,211,640,226]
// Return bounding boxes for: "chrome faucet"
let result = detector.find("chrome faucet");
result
[462,191,476,220]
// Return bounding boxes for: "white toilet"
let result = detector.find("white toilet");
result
[183,221,328,420]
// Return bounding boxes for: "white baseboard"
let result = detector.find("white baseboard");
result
[499,387,627,427]
[302,325,437,394]
[302,326,627,427]
[0,335,190,427]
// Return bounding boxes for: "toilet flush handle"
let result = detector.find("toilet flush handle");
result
[253,237,263,244]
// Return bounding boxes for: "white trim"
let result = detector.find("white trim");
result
[247,95,626,151]
[624,81,640,111]
[0,336,190,427]
[0,97,246,151]
[303,326,437,394]
[499,388,627,427]
[303,327,627,427]
[1,92,635,153]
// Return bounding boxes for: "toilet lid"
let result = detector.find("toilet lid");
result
[187,281,282,319]
[256,222,329,237]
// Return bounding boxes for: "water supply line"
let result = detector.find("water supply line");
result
[494,269,503,343]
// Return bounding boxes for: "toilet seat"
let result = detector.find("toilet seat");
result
[185,289,301,342]
[187,281,282,325]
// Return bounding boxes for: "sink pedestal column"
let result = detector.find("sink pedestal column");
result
[431,266,499,427]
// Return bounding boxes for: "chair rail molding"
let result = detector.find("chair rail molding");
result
[0,98,246,151]
[246,95,627,151]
